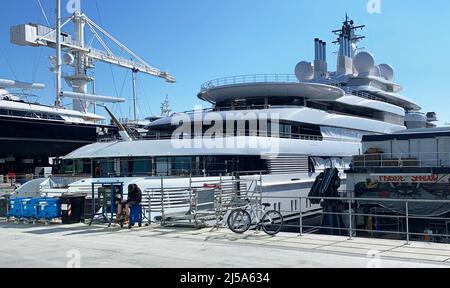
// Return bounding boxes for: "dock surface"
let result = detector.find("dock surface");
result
[1,222,450,268]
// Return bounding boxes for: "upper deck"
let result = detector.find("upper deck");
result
[198,74,345,104]
[198,74,419,114]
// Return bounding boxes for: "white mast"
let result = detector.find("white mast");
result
[55,0,62,108]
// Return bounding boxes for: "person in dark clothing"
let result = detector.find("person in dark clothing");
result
[115,184,142,223]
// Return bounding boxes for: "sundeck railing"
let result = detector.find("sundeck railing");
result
[200,74,341,91]
[352,153,450,169]
[142,130,324,142]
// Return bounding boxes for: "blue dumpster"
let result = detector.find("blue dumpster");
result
[36,198,61,220]
[8,198,27,218]
[22,198,38,219]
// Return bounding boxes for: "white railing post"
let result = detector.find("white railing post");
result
[147,191,151,226]
[406,201,410,245]
[299,197,303,236]
[348,199,353,240]
[160,177,165,227]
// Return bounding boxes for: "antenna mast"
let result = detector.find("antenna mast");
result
[55,0,62,108]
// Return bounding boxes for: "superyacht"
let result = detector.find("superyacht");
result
[31,17,436,221]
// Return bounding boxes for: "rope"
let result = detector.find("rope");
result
[0,46,18,80]
[137,76,154,117]
[36,0,51,26]
[31,47,44,83]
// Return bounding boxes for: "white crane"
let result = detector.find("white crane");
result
[11,0,175,117]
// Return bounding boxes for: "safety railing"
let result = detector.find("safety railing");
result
[245,194,450,245]
[201,74,298,90]
[200,74,342,91]
[353,152,450,169]
[142,130,324,142]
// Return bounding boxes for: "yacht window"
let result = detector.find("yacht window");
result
[133,158,151,176]
[172,157,193,176]
[156,157,171,176]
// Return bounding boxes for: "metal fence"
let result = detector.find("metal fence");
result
[353,152,450,169]
[258,194,450,245]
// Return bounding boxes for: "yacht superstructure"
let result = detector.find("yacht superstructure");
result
[34,17,436,220]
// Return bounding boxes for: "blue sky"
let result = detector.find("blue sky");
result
[1,0,449,124]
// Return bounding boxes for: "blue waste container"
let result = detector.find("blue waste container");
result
[21,198,38,219]
[36,198,61,220]
[8,198,26,218]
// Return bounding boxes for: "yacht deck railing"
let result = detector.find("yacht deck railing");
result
[352,153,450,169]
[200,74,341,91]
[200,74,393,106]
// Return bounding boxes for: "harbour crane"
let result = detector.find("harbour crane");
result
[11,0,175,119]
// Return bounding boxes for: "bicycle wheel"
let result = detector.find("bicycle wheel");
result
[227,209,251,234]
[261,210,283,235]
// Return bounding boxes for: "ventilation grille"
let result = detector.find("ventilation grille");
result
[266,155,309,174]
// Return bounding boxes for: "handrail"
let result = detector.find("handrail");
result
[352,152,450,168]
[200,74,342,91]
[236,194,450,244]
[143,129,323,140]
[201,74,298,90]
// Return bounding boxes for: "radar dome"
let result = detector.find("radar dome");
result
[353,51,375,75]
[62,53,75,65]
[378,64,395,81]
[295,61,314,81]
[370,66,381,77]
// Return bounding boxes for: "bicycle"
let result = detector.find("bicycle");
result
[227,199,284,235]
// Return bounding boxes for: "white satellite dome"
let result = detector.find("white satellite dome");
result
[353,51,375,75]
[295,61,314,81]
[378,64,395,81]
[62,53,75,65]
